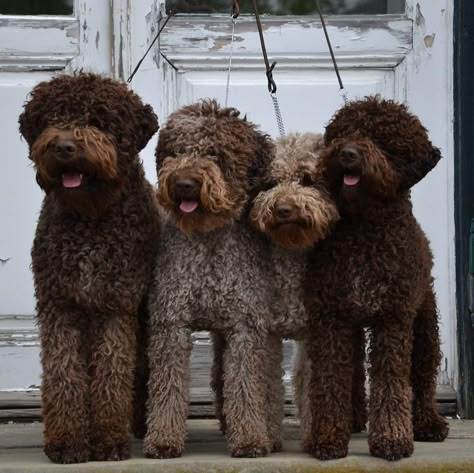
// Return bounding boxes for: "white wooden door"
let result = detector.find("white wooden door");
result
[142,0,455,389]
[0,0,115,390]
[1,0,455,395]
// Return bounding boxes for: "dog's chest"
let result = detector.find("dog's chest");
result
[271,248,308,337]
[311,237,395,322]
[157,224,271,330]
[33,211,151,312]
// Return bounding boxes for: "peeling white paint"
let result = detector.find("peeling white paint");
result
[424,33,435,48]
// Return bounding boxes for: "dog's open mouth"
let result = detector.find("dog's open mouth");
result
[343,174,360,186]
[62,172,83,189]
[179,200,199,213]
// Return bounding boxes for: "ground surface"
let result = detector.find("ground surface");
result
[1,419,474,473]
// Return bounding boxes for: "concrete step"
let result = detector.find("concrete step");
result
[1,419,474,473]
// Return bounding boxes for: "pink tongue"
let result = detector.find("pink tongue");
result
[344,174,360,186]
[180,200,198,213]
[62,173,82,188]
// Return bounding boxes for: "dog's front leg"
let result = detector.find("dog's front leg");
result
[351,326,368,433]
[264,334,284,452]
[368,317,414,461]
[210,332,227,434]
[39,306,90,464]
[88,313,136,461]
[411,288,449,442]
[144,326,193,458]
[222,330,271,457]
[305,318,353,460]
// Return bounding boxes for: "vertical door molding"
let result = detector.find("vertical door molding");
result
[403,0,456,388]
[68,0,113,74]
[111,0,132,80]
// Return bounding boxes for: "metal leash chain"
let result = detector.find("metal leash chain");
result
[314,0,349,105]
[224,4,238,107]
[251,0,285,137]
[271,93,285,137]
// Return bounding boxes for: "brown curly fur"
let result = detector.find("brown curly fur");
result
[18,73,159,464]
[249,133,367,450]
[304,96,449,462]
[145,100,276,459]
[156,100,270,233]
[250,133,337,249]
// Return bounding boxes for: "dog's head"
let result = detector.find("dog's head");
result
[19,72,158,217]
[156,99,274,234]
[250,133,339,249]
[320,96,441,215]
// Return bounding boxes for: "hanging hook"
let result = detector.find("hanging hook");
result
[266,62,277,94]
[231,0,240,18]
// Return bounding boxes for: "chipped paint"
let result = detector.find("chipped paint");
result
[415,3,425,27]
[145,1,162,70]
[118,33,124,79]
[424,33,435,48]
[95,30,100,50]
[160,16,412,70]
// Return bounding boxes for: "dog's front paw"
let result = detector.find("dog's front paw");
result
[89,437,131,461]
[414,415,449,442]
[229,430,271,458]
[44,440,89,464]
[144,444,183,459]
[310,442,348,461]
[231,444,269,458]
[369,435,414,461]
[144,435,184,459]
[271,439,283,453]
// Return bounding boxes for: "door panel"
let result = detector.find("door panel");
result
[155,0,455,389]
[174,69,395,135]
[0,0,113,389]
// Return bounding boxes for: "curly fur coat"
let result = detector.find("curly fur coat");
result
[249,132,367,450]
[303,96,448,462]
[18,73,159,464]
[144,100,277,459]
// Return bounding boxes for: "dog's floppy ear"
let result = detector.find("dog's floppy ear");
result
[248,132,275,194]
[398,143,442,190]
[18,81,51,150]
[35,172,45,190]
[134,103,159,153]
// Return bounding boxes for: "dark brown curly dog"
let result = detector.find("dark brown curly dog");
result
[18,73,159,464]
[304,96,449,461]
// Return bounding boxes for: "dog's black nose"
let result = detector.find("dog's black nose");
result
[55,140,76,159]
[340,146,360,163]
[175,178,199,194]
[275,204,294,220]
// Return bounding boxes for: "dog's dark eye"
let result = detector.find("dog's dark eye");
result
[302,173,313,186]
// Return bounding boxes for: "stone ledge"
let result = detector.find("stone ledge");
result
[1,419,473,473]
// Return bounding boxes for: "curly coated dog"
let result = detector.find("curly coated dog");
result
[144,99,275,459]
[249,132,367,451]
[18,73,159,464]
[303,96,449,461]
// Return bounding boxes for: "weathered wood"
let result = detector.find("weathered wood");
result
[0,337,458,422]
